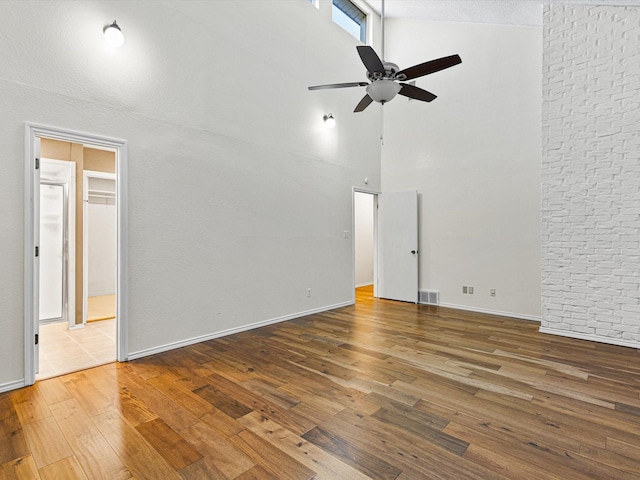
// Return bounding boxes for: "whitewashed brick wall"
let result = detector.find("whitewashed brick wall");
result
[541,5,640,347]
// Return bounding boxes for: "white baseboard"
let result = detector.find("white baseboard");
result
[438,302,541,323]
[0,379,26,394]
[88,292,116,297]
[539,327,640,349]
[127,301,354,361]
[355,282,374,288]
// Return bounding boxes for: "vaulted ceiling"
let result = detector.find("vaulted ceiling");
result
[366,0,640,26]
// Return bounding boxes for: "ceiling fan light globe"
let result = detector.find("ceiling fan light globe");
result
[366,80,401,103]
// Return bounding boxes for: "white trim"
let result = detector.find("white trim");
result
[0,379,27,394]
[24,126,39,383]
[539,327,640,350]
[355,282,374,288]
[438,302,542,322]
[345,0,374,45]
[117,142,129,362]
[127,301,353,360]
[24,122,129,386]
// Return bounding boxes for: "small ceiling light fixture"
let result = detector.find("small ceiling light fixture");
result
[323,113,336,129]
[366,80,401,104]
[104,20,124,48]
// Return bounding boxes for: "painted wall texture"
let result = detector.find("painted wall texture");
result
[541,5,640,347]
[0,0,382,390]
[382,18,542,319]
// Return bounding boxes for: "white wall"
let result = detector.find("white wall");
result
[87,201,116,295]
[87,177,117,296]
[354,191,374,286]
[541,5,640,348]
[381,19,542,319]
[0,1,381,389]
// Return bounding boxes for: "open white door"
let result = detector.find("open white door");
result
[377,191,419,303]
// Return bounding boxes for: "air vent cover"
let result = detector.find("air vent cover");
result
[419,290,439,305]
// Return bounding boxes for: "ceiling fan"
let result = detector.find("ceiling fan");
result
[308,0,462,112]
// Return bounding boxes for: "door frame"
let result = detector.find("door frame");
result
[83,170,117,324]
[24,122,129,385]
[352,187,380,303]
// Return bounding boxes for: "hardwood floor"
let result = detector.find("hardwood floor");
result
[3,287,640,479]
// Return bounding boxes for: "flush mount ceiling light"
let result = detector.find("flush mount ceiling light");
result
[366,80,402,103]
[323,113,336,129]
[104,20,124,48]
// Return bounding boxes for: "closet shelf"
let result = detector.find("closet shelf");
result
[88,189,116,201]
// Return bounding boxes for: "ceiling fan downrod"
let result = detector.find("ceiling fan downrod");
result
[381,0,385,62]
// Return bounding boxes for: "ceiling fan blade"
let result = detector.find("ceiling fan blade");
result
[396,54,462,81]
[354,94,373,112]
[357,46,385,76]
[308,82,368,90]
[398,84,437,102]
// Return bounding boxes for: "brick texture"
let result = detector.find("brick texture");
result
[541,5,640,345]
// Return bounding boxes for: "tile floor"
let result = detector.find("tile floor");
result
[36,318,116,380]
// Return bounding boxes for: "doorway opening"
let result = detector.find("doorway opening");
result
[25,123,128,385]
[353,189,378,304]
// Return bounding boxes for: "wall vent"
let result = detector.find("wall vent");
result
[419,290,439,305]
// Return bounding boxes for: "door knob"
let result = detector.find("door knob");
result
[411,250,417,254]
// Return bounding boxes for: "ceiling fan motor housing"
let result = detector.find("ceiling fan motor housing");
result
[366,62,400,81]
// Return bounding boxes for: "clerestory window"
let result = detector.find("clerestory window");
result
[332,0,367,43]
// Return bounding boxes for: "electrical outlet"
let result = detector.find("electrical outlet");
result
[307,288,311,297]
[490,289,496,297]
[462,286,468,294]
[469,287,474,294]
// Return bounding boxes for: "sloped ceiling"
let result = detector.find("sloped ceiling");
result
[366,0,640,26]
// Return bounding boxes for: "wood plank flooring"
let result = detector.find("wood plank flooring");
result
[3,286,640,479]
